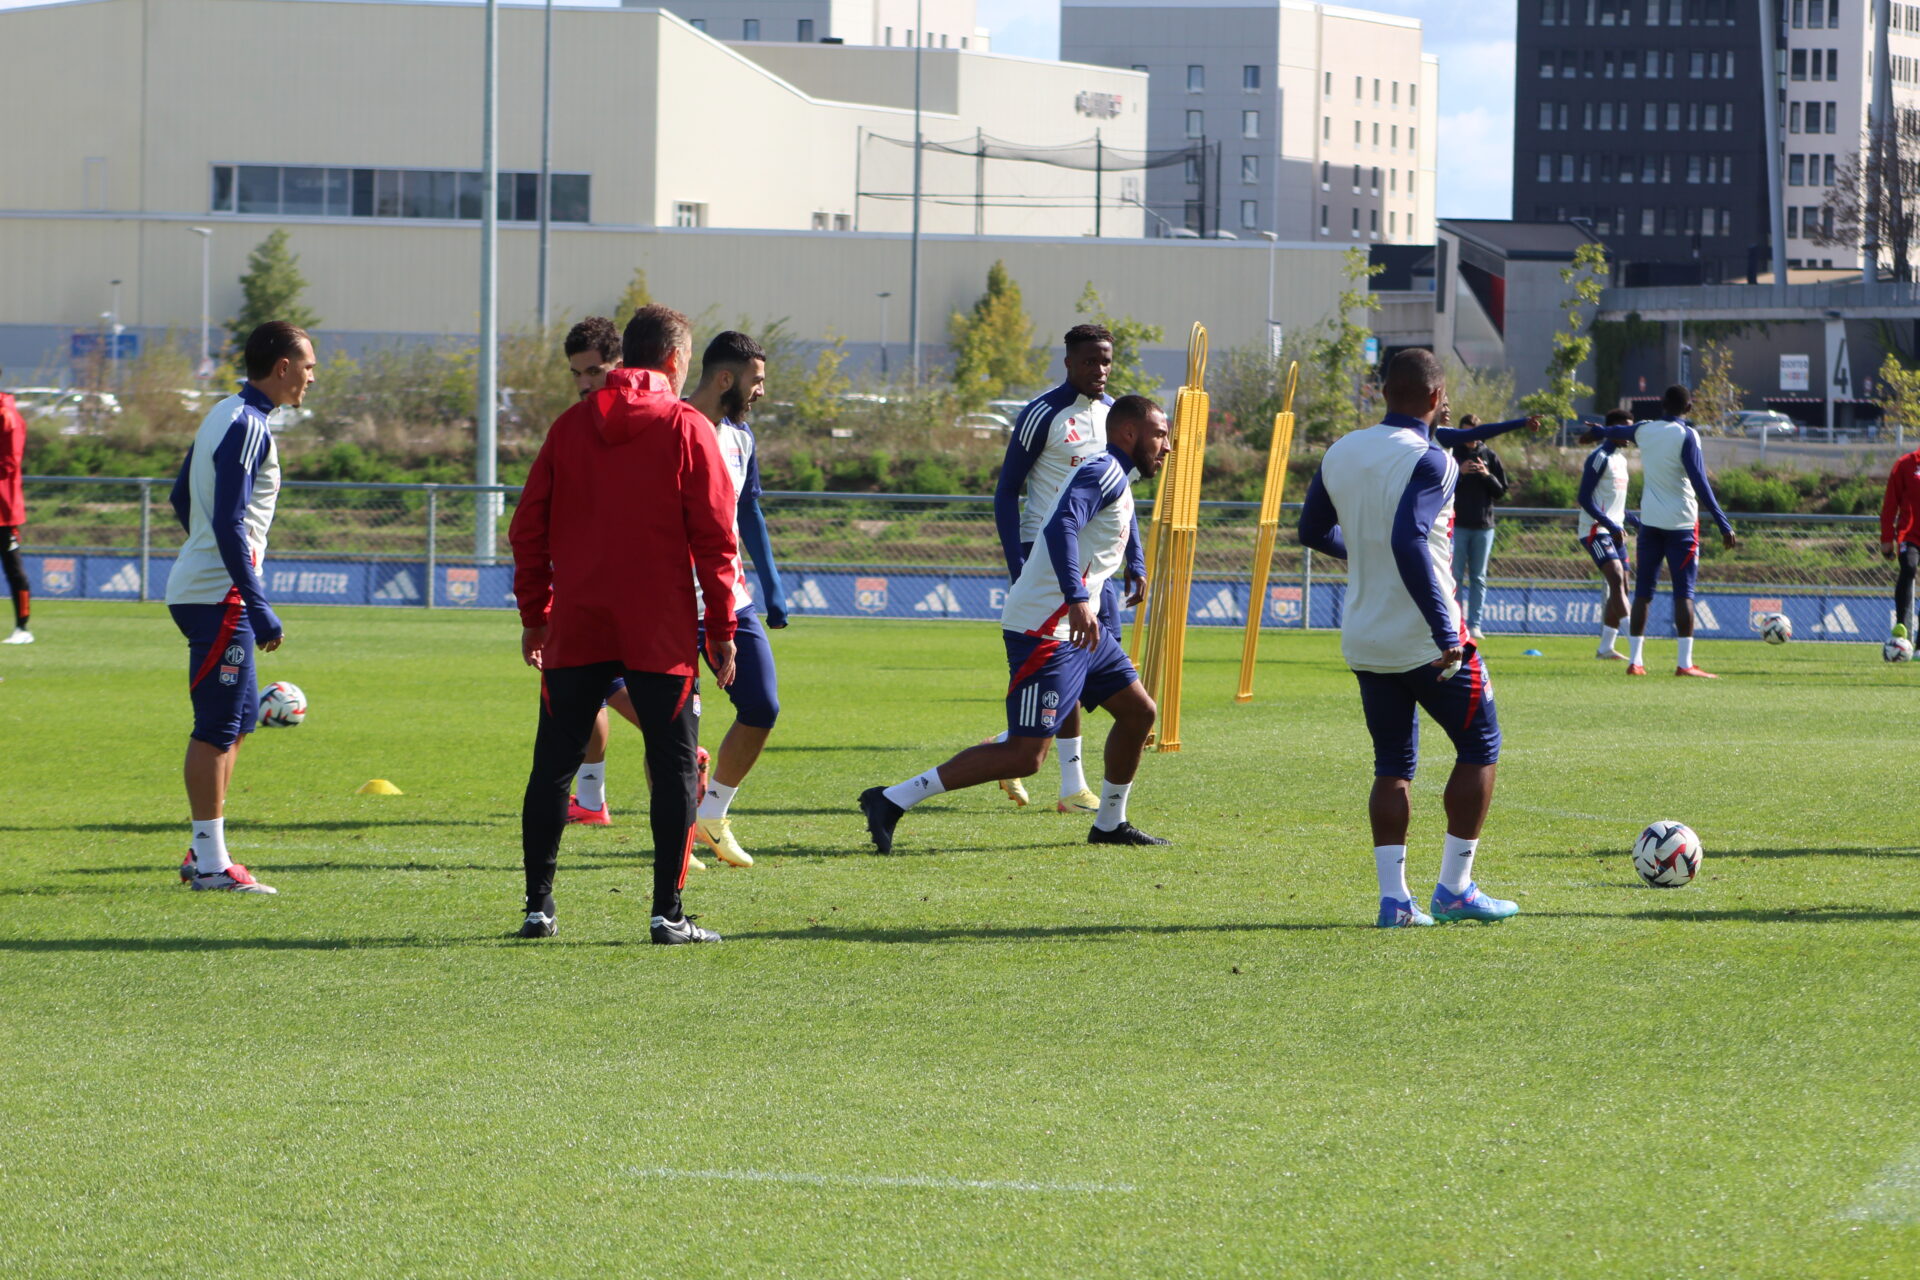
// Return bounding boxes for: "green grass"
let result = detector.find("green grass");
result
[2,604,1918,1279]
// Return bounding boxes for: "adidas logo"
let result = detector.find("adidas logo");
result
[1693,601,1722,631]
[101,563,141,593]
[374,570,420,602]
[1817,603,1860,635]
[787,578,829,611]
[1195,588,1242,621]
[913,583,962,614]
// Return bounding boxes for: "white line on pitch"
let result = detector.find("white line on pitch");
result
[625,1166,1135,1195]
[1839,1146,1920,1224]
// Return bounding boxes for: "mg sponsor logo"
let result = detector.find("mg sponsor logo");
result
[1267,586,1302,624]
[1749,597,1783,631]
[854,576,888,614]
[446,567,479,605]
[42,557,76,595]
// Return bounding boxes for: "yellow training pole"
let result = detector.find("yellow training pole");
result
[1234,361,1299,703]
[1135,325,1202,698]
[1149,323,1210,753]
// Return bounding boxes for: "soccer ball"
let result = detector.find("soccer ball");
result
[1632,821,1703,888]
[1759,613,1792,644]
[1885,637,1914,663]
[259,681,308,728]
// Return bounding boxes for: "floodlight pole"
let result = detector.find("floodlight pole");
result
[908,0,923,386]
[477,0,500,561]
[878,291,892,375]
[189,227,212,376]
[537,0,554,328]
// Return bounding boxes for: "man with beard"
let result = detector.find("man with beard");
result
[680,331,787,868]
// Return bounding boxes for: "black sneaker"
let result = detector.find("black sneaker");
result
[517,911,557,938]
[651,914,721,945]
[859,786,904,854]
[1087,821,1171,847]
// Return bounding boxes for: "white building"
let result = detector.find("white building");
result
[632,0,988,49]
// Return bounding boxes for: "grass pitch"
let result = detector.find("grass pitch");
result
[2,603,1917,1279]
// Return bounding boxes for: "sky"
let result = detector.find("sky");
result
[0,0,1514,219]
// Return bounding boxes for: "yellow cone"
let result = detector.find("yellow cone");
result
[356,779,403,795]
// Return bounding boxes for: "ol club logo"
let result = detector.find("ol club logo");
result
[42,557,76,595]
[217,664,240,686]
[446,567,479,605]
[1268,585,1303,624]
[1748,597,1783,631]
[854,576,888,614]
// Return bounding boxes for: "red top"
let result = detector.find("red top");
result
[0,393,24,526]
[1882,448,1920,546]
[510,368,739,675]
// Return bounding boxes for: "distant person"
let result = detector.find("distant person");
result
[1577,410,1636,660]
[0,372,28,644]
[1448,415,1509,641]
[1587,384,1737,677]
[1879,440,1920,643]
[509,304,739,944]
[167,323,317,893]
[1298,349,1517,929]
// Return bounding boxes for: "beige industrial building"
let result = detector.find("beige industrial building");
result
[633,0,988,49]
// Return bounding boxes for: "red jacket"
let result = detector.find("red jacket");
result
[0,393,24,526]
[1882,447,1920,546]
[510,368,739,675]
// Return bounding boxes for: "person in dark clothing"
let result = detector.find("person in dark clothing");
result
[1450,415,1509,640]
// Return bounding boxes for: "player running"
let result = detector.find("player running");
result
[1577,410,1635,660]
[862,396,1170,853]
[0,373,28,644]
[681,331,786,869]
[1298,349,1516,929]
[987,323,1142,814]
[510,304,739,944]
[166,322,316,894]
[1878,440,1920,645]
[1586,385,1737,677]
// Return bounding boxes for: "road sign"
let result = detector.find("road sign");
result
[70,331,139,361]
[1780,354,1810,391]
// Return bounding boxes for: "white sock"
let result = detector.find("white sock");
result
[191,818,231,875]
[884,768,947,811]
[1056,737,1088,798]
[575,763,606,811]
[1093,779,1131,831]
[698,779,737,822]
[1629,633,1646,664]
[1676,636,1695,668]
[1599,625,1619,653]
[1438,833,1478,894]
[989,731,1008,744]
[1374,844,1410,902]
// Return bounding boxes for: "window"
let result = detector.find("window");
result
[1185,201,1203,231]
[1369,209,1379,237]
[1391,125,1400,149]
[1408,128,1416,150]
[1320,204,1329,233]
[1540,52,1556,77]
[1188,64,1205,92]
[1185,156,1201,184]
[1244,65,1261,91]
[1321,159,1330,188]
[1324,71,1332,96]
[742,18,759,40]
[1830,0,1840,24]
[1641,207,1657,234]
[1392,81,1400,104]
[1186,110,1204,138]
[1790,102,1801,132]
[210,163,587,223]
[1409,171,1416,195]
[1355,75,1363,98]
[1825,154,1836,184]
[1666,103,1680,129]
[797,18,813,41]
[1240,200,1259,229]
[1600,102,1615,129]
[1810,0,1825,19]
[1539,153,1554,181]
[1243,155,1259,183]
[1373,78,1382,101]
[1790,154,1806,185]
[1409,85,1417,107]
[1351,207,1360,236]
[1690,52,1704,77]
[1793,0,1804,23]
[690,17,707,31]
[1391,210,1398,233]
[1371,166,1381,193]
[1828,49,1839,81]
[1584,102,1594,129]
[1561,153,1576,181]
[1540,101,1555,129]
[1826,102,1837,133]
[1352,163,1362,192]
[1788,205,1800,236]
[1323,116,1331,140]
[1242,110,1260,138]
[884,26,892,43]
[1373,122,1381,146]
[1391,168,1398,191]
[1688,155,1702,182]
[1355,120,1362,143]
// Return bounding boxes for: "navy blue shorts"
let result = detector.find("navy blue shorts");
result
[1003,627,1139,738]
[1353,652,1501,780]
[697,607,780,729]
[1633,524,1700,603]
[1021,540,1125,637]
[1580,523,1629,570]
[170,596,258,749]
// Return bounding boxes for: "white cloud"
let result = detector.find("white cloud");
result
[977,0,1057,58]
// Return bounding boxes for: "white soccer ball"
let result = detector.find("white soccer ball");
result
[1759,613,1792,645]
[259,680,308,728]
[1632,821,1703,888]
[1885,637,1914,663]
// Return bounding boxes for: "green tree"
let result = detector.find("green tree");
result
[1299,247,1383,443]
[1440,356,1518,428]
[1519,240,1608,424]
[1875,351,1920,440]
[227,229,321,368]
[1074,283,1165,398]
[1690,340,1745,430]
[948,260,1046,408]
[612,268,652,330]
[1211,344,1294,450]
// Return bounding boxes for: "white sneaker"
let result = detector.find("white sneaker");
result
[1469,626,1485,641]
[2,628,32,645]
[189,863,277,894]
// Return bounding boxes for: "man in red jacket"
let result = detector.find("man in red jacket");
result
[0,375,29,645]
[510,304,741,944]
[1881,444,1920,642]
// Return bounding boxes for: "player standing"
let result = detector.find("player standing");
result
[862,396,1170,852]
[510,304,739,944]
[167,323,316,893]
[1577,410,1635,660]
[988,323,1142,813]
[0,373,28,644]
[1588,385,1737,677]
[682,331,786,869]
[1298,350,1516,928]
[1878,439,1920,644]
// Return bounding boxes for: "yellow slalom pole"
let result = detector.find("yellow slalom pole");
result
[1151,323,1210,753]
[1234,361,1299,703]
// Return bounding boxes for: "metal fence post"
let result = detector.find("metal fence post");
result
[1302,546,1313,631]
[138,479,152,603]
[425,485,438,610]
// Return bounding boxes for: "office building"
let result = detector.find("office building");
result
[631,0,987,48]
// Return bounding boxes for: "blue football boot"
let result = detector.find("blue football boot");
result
[1429,881,1519,923]
[1376,896,1435,928]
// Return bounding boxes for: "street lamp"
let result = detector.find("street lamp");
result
[877,291,892,376]
[1260,230,1280,358]
[189,227,213,378]
[108,279,123,389]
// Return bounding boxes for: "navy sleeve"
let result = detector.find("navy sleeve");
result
[1433,417,1530,447]
[995,403,1051,580]
[1125,509,1145,581]
[1587,423,1640,445]
[1042,460,1124,604]
[208,416,281,641]
[1389,450,1461,652]
[1297,469,1348,560]
[1576,451,1622,539]
[1680,429,1733,535]
[735,491,783,613]
[169,446,193,532]
[739,427,764,504]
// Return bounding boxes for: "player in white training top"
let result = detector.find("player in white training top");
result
[1576,409,1636,660]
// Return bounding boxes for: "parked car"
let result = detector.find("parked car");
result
[40,391,123,434]
[1731,410,1796,437]
[954,411,1013,439]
